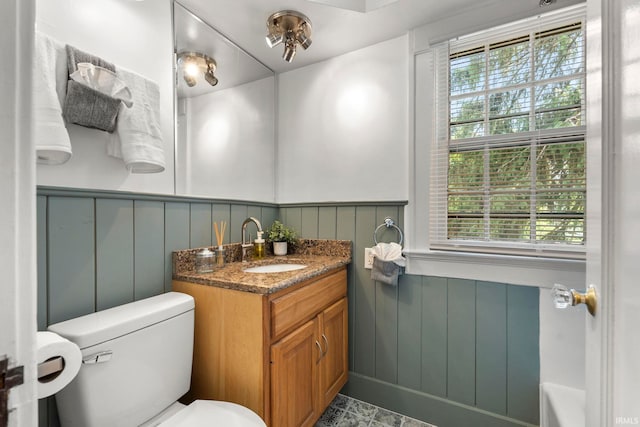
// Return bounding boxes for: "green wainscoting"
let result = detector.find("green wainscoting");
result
[37,190,539,427]
[36,187,278,427]
[281,204,540,427]
[37,187,278,328]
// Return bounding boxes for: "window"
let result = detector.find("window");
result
[429,10,586,259]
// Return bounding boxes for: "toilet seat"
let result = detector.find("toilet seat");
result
[158,400,266,427]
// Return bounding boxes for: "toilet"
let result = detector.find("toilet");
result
[48,292,266,427]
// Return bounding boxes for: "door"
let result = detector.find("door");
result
[271,319,320,427]
[319,298,348,408]
[585,0,640,426]
[0,0,37,426]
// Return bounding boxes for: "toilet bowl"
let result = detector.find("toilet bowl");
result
[137,400,265,427]
[146,400,265,426]
[48,292,266,427]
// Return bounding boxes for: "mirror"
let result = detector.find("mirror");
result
[174,2,277,202]
[35,0,175,194]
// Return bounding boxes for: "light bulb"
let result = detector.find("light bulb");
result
[204,70,218,86]
[183,60,200,77]
[283,37,297,63]
[283,45,296,63]
[183,74,197,87]
[266,33,284,48]
[296,31,312,50]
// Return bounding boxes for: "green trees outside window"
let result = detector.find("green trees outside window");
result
[445,22,586,247]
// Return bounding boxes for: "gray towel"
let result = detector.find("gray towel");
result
[371,257,401,286]
[63,45,120,132]
[64,80,121,132]
[65,45,115,74]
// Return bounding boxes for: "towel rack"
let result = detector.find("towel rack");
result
[373,217,404,247]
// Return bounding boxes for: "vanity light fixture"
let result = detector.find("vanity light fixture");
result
[177,51,218,87]
[265,10,312,63]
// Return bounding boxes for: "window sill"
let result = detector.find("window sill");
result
[404,249,586,288]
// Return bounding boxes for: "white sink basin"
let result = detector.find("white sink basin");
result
[243,263,307,273]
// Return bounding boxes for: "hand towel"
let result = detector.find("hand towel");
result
[65,44,115,74]
[63,80,122,132]
[34,32,72,165]
[63,45,122,133]
[70,63,133,107]
[107,68,165,173]
[370,242,406,286]
[371,257,401,286]
[371,242,406,267]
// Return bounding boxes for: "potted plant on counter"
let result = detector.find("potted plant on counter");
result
[266,220,297,256]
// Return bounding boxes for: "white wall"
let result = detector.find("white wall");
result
[539,289,586,390]
[411,0,585,50]
[35,0,174,194]
[276,35,409,203]
[176,76,276,202]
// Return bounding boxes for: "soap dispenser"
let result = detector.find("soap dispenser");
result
[254,231,265,259]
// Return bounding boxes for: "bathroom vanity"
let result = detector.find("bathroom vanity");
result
[172,243,350,427]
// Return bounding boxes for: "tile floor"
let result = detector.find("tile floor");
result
[315,394,436,427]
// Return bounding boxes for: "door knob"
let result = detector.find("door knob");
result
[552,284,597,316]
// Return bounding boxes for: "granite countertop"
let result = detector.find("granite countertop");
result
[172,240,351,295]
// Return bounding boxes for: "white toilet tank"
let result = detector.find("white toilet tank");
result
[48,292,195,427]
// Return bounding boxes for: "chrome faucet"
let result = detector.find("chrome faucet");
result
[241,217,263,262]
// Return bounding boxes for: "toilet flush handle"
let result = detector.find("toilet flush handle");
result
[82,350,113,365]
[552,284,597,317]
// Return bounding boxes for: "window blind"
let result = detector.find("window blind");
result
[429,8,586,259]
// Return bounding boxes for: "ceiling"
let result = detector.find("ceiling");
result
[175,3,273,98]
[174,0,579,75]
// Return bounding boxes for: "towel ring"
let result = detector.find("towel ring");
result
[373,217,404,247]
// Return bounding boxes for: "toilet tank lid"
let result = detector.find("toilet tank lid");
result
[48,292,194,349]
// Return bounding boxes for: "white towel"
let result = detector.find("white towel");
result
[34,32,72,165]
[70,63,133,107]
[371,242,406,267]
[107,68,165,173]
[370,242,405,286]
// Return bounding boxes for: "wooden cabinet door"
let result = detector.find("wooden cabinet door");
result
[271,318,321,427]
[319,298,349,408]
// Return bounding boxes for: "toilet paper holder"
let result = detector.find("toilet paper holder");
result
[37,356,64,381]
